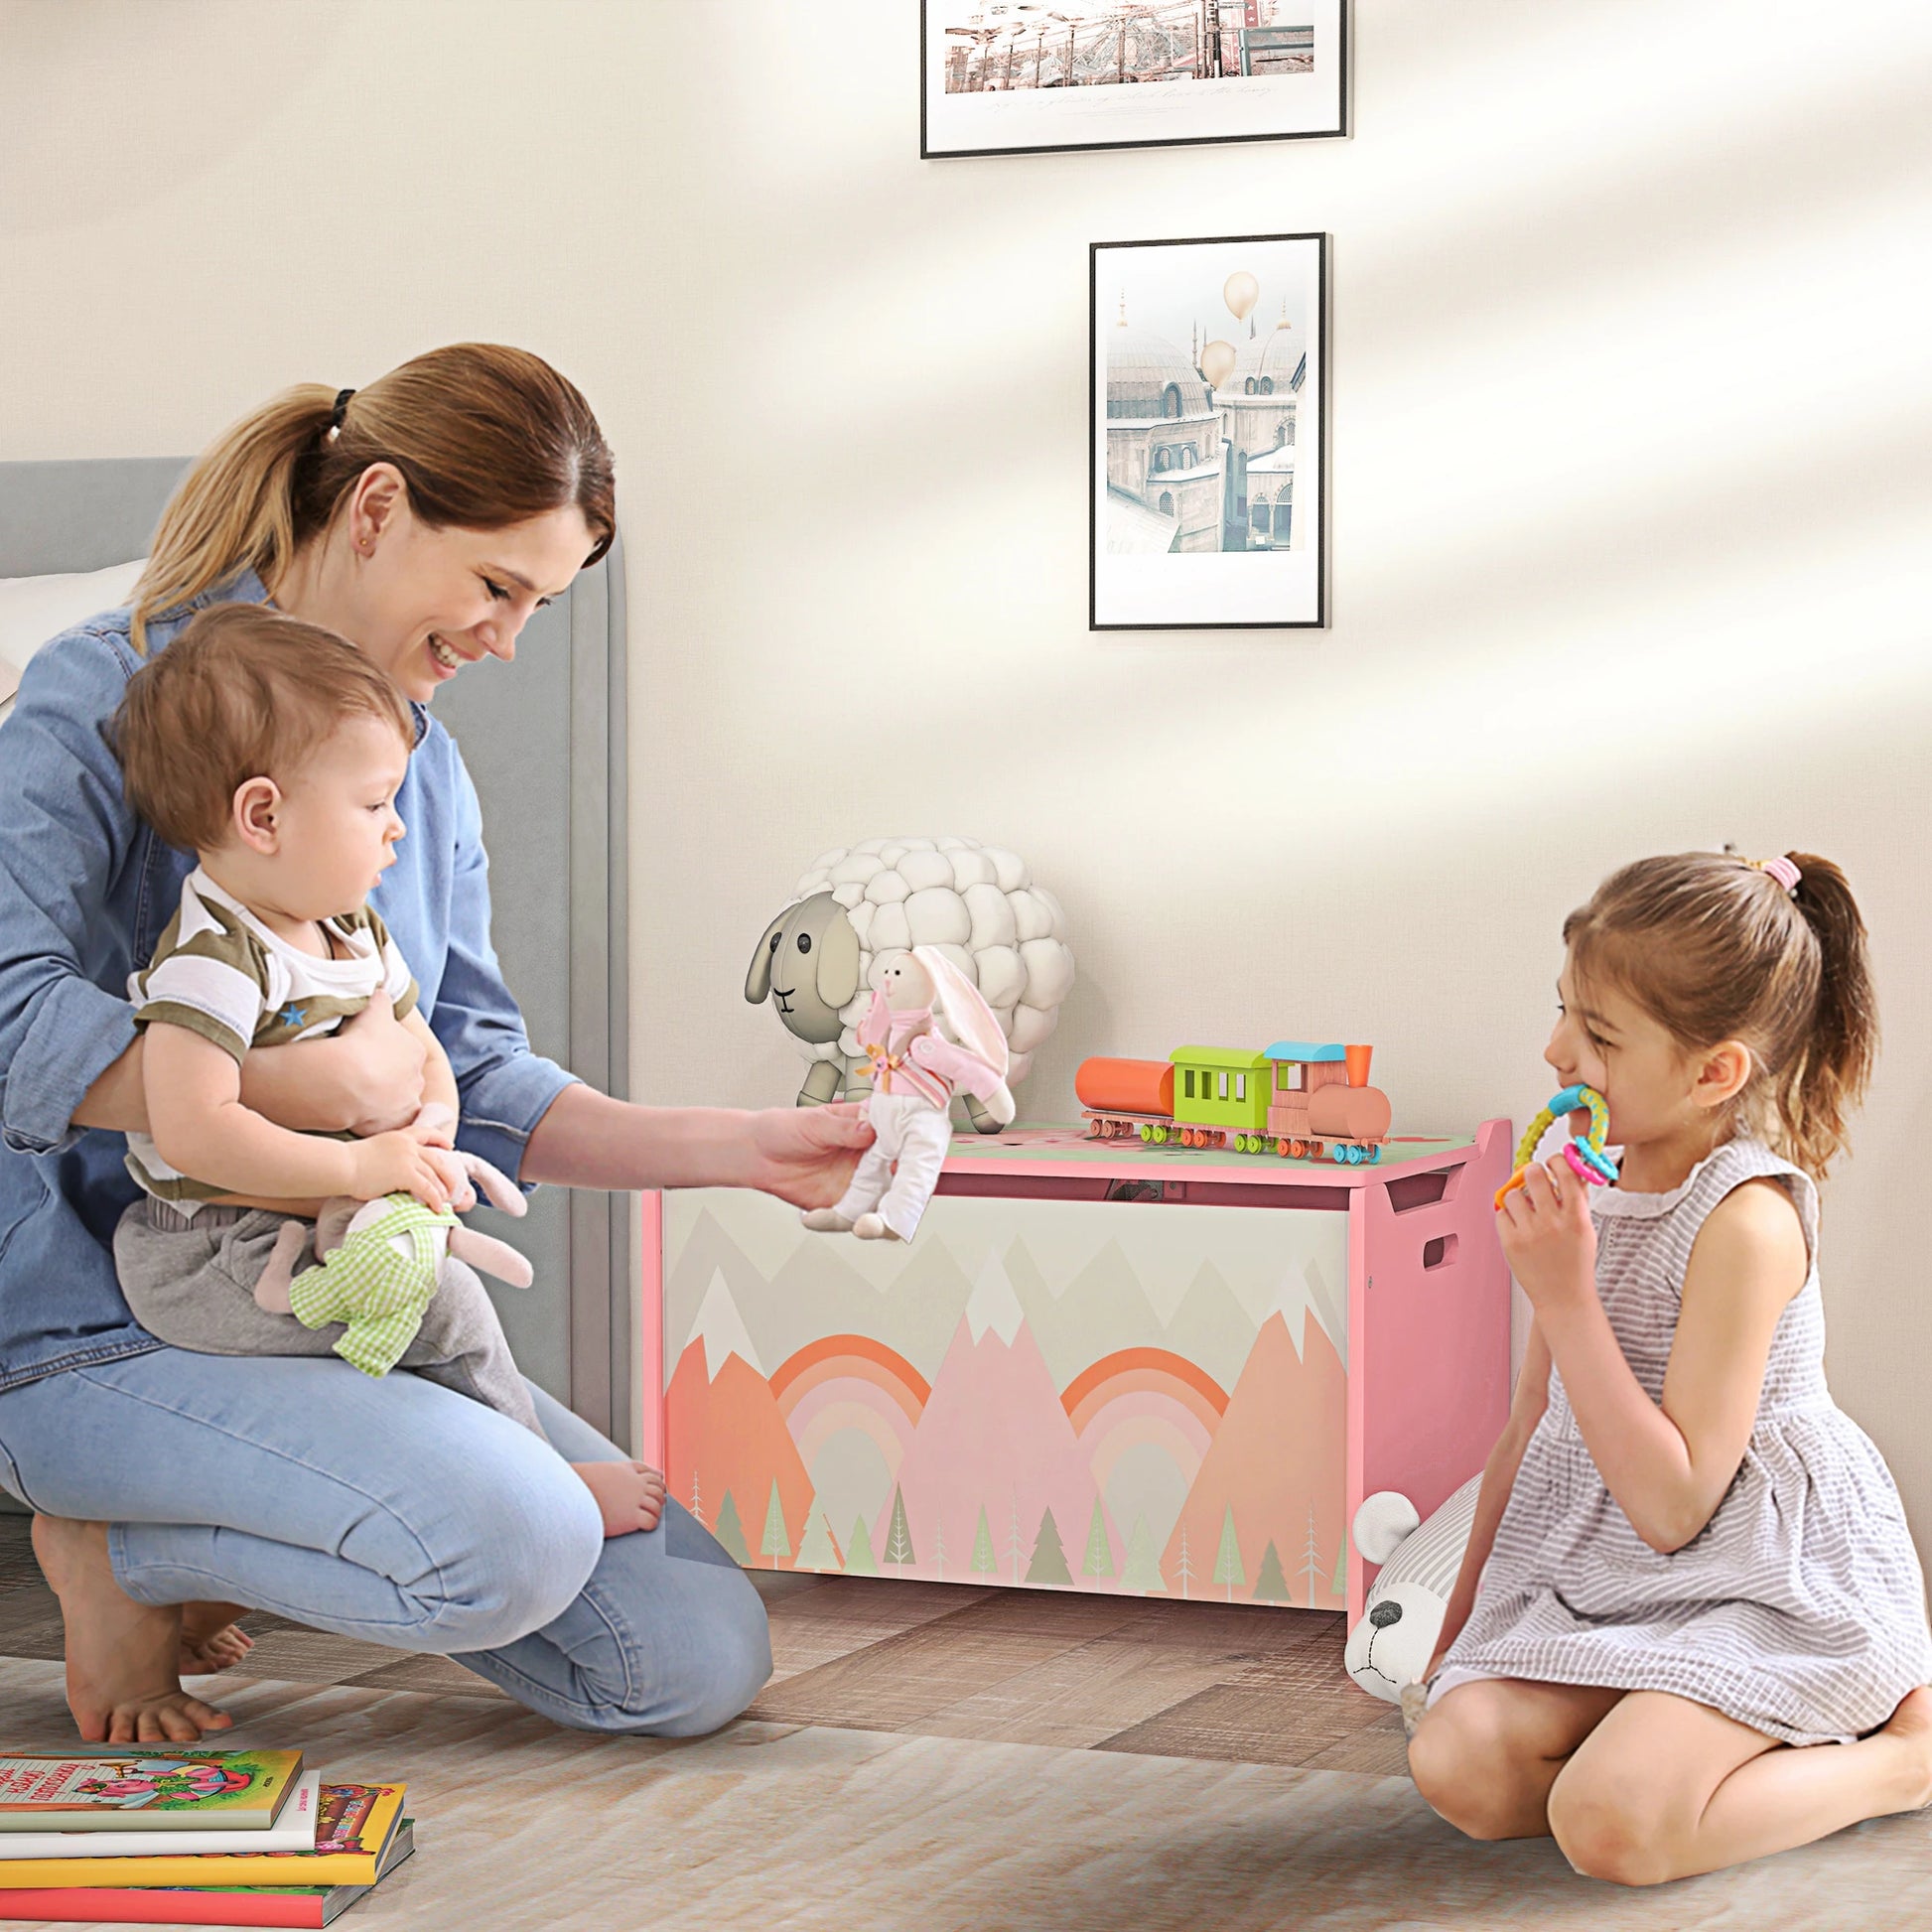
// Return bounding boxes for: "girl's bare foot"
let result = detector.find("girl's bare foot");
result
[179,1601,255,1677]
[31,1514,232,1743]
[1879,1686,1932,1811]
[572,1461,667,1539]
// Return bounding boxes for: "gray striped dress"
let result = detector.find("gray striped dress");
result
[1429,1137,1932,1745]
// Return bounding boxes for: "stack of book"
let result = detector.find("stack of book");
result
[0,1749,412,1927]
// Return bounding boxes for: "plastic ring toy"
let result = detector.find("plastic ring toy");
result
[1495,1083,1612,1207]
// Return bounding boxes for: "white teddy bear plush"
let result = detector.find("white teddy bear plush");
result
[1344,1473,1482,1716]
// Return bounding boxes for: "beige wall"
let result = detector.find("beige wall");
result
[6,0,1932,1516]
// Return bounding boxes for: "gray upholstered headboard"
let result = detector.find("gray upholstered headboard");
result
[0,459,631,1446]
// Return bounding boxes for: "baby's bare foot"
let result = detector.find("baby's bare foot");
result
[1880,1685,1932,1811]
[572,1461,667,1539]
[32,1515,232,1743]
[179,1601,255,1677]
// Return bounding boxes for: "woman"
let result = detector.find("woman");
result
[0,345,871,1745]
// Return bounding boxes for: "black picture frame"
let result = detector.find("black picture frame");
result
[1090,231,1329,631]
[921,2,1349,161]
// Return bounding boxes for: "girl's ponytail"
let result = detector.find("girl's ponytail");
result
[1564,847,1876,1178]
[1780,853,1878,1178]
[130,385,340,654]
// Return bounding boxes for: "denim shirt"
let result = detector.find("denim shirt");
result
[0,571,578,1392]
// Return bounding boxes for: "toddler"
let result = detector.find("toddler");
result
[1409,850,1932,1885]
[109,604,662,1537]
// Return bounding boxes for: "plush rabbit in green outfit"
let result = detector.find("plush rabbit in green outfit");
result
[252,1104,532,1378]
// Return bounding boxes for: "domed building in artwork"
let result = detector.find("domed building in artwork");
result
[1102,298,1224,554]
[1214,301,1307,550]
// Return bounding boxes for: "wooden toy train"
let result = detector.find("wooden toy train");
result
[1075,1042,1394,1164]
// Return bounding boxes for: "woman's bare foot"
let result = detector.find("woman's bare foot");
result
[178,1601,255,1677]
[572,1461,667,1538]
[1879,1686,1932,1812]
[31,1514,232,1743]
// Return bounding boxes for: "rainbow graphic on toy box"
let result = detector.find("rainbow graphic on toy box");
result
[663,1192,1349,1608]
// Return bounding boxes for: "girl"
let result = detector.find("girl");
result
[1409,851,1932,1886]
[0,345,872,1746]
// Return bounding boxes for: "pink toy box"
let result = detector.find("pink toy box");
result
[639,1119,1511,1621]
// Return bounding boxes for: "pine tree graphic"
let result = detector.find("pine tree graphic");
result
[1120,1514,1166,1594]
[1082,1497,1114,1580]
[884,1484,917,1567]
[713,1490,751,1566]
[1212,1504,1246,1602]
[933,1519,947,1579]
[1329,1523,1349,1605]
[1007,1494,1026,1584]
[1027,1506,1072,1586]
[796,1507,841,1572]
[1175,1523,1195,1599]
[971,1504,997,1576]
[1300,1506,1324,1606]
[689,1471,703,1528]
[845,1515,879,1576]
[760,1480,790,1569]
[1252,1539,1293,1603]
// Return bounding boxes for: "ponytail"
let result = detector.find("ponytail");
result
[130,345,617,656]
[1564,848,1877,1178]
[131,386,339,653]
[1778,853,1878,1178]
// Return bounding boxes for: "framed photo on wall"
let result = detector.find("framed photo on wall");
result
[1091,231,1328,630]
[921,2,1347,160]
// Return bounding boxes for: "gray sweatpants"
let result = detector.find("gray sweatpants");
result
[114,1200,545,1438]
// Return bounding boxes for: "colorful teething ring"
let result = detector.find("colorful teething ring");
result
[1494,1084,1612,1207]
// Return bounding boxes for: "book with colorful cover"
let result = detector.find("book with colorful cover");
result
[0,1772,322,1861]
[0,1783,403,1889]
[0,1819,414,1926]
[0,1751,303,1834]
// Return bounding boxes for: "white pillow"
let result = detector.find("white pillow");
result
[0,560,147,721]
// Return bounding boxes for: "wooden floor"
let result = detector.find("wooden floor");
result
[7,1513,1931,1928]
[0,1513,1409,1775]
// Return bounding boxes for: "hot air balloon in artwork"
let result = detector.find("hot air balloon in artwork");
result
[1200,339,1237,391]
[1223,271,1259,324]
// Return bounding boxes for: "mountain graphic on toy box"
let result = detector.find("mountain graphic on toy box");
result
[664,1221,1349,1605]
[885,1252,1119,1582]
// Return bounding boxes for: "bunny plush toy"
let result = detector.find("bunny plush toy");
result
[802,945,1015,1243]
[251,1103,533,1378]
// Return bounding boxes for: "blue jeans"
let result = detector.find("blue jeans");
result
[0,1349,771,1736]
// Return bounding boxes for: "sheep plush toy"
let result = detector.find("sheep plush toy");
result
[801,946,1015,1243]
[1344,1473,1482,1723]
[746,837,1072,1132]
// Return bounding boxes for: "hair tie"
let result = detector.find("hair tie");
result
[1749,855,1802,896]
[329,388,355,434]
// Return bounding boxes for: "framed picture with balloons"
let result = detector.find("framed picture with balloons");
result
[921,1,1347,160]
[1091,231,1328,629]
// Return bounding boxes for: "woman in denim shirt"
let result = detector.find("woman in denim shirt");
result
[0,345,870,1743]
